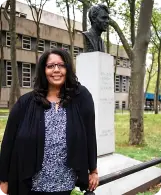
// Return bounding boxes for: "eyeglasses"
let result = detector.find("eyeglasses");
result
[46,63,66,70]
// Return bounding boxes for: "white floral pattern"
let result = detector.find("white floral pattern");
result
[32,103,76,192]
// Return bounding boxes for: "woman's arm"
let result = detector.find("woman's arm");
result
[0,99,22,182]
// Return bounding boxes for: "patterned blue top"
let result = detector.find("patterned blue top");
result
[32,103,76,192]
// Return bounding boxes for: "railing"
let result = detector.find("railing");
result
[85,158,161,195]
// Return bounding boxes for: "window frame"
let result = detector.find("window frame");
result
[50,41,57,50]
[122,76,127,92]
[115,75,120,92]
[122,101,126,109]
[22,63,31,88]
[38,39,45,53]
[74,46,79,58]
[22,35,31,50]
[62,44,69,51]
[6,61,12,87]
[6,32,11,47]
[115,101,120,109]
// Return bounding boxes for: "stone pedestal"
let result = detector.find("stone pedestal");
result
[76,52,161,194]
[76,52,115,156]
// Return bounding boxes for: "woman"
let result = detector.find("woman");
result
[0,48,98,195]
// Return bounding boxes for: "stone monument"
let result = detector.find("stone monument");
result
[79,4,114,156]
[76,4,161,194]
[76,52,114,156]
[82,4,109,52]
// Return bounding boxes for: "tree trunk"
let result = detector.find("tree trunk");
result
[129,0,154,145]
[0,7,4,99]
[129,0,136,47]
[35,23,40,72]
[109,18,132,59]
[65,0,75,69]
[114,44,119,75]
[9,0,21,110]
[154,42,161,114]
[144,52,155,97]
[106,24,110,53]
[82,2,88,51]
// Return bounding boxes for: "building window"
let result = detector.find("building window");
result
[74,47,79,57]
[6,32,11,46]
[22,63,31,87]
[122,76,127,92]
[115,101,119,109]
[22,36,31,50]
[122,59,127,67]
[116,57,120,66]
[38,40,45,52]
[6,61,12,86]
[50,41,57,49]
[20,13,27,18]
[62,44,69,51]
[115,75,120,92]
[122,101,126,109]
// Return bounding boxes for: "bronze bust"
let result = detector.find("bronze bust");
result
[82,4,109,53]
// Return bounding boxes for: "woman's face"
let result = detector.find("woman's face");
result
[45,54,67,88]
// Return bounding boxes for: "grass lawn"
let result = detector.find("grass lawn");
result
[116,113,161,195]
[0,113,161,194]
[115,114,161,164]
[0,109,9,113]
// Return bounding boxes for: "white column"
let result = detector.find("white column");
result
[76,52,115,156]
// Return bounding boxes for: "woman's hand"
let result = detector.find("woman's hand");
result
[0,182,8,194]
[88,172,99,191]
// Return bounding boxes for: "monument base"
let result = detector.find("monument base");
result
[95,153,161,195]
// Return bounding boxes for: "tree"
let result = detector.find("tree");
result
[151,8,161,114]
[109,0,154,144]
[0,6,5,99]
[102,0,117,53]
[56,0,77,70]
[145,50,157,97]
[4,0,21,110]
[74,0,153,144]
[26,0,49,67]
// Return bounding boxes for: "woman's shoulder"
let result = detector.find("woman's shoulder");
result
[18,90,34,104]
[78,85,92,97]
[75,85,93,104]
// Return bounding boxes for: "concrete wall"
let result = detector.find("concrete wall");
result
[2,1,82,32]
[0,47,37,64]
[1,88,32,102]
[110,44,129,59]
[2,14,83,48]
[116,67,131,77]
[114,92,129,109]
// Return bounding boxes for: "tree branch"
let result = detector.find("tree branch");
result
[109,17,132,59]
[38,0,46,22]
[3,0,10,23]
[26,0,37,22]
[151,19,161,41]
[72,0,75,38]
[56,0,69,31]
[66,0,71,33]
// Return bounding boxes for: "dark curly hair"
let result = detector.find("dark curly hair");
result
[33,48,80,109]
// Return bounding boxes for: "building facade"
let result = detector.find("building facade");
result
[0,1,130,109]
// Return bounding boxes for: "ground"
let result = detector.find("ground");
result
[0,111,161,194]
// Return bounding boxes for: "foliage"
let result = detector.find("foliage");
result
[71,189,83,195]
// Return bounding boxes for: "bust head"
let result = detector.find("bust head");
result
[88,4,109,32]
